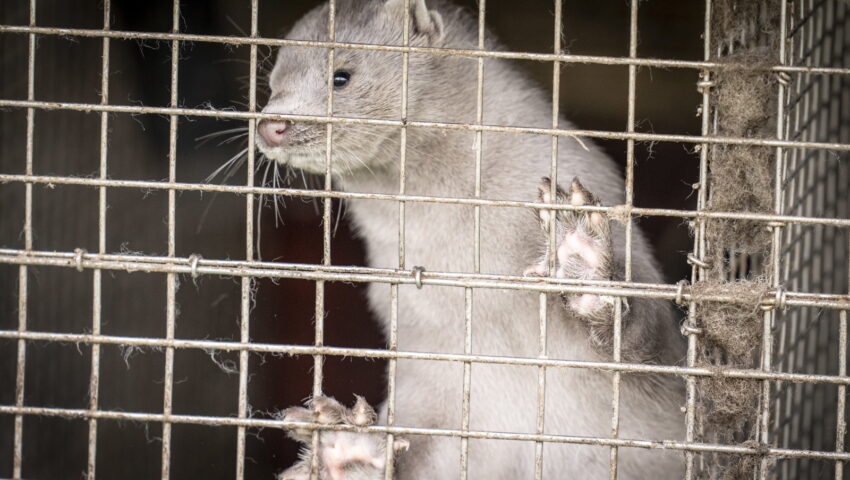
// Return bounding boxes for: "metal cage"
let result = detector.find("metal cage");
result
[0,0,848,479]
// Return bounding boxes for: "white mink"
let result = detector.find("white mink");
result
[255,1,687,478]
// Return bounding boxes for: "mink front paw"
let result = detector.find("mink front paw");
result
[278,396,408,480]
[525,177,616,321]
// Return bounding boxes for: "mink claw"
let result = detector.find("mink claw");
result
[309,395,347,425]
[348,394,378,426]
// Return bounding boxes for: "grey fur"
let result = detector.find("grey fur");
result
[257,0,687,478]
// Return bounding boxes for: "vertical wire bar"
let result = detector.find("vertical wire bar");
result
[314,0,336,398]
[472,0,485,273]
[804,5,824,468]
[13,1,36,477]
[236,2,259,479]
[608,2,639,478]
[837,307,848,479]
[760,2,789,478]
[547,3,562,210]
[823,4,838,463]
[397,0,410,268]
[460,286,473,480]
[533,291,548,480]
[784,7,804,476]
[535,2,563,477]
[810,1,826,468]
[805,3,822,462]
[836,10,850,477]
[794,0,804,469]
[774,57,793,464]
[311,2,337,477]
[385,1,411,477]
[461,1,486,477]
[87,2,111,478]
[623,0,638,329]
[385,285,399,479]
[684,1,712,478]
[161,2,181,478]
[776,7,798,473]
[835,199,850,477]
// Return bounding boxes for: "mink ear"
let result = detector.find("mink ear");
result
[385,0,444,42]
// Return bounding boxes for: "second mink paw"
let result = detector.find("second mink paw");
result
[278,395,409,480]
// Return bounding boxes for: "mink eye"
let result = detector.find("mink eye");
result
[333,70,351,89]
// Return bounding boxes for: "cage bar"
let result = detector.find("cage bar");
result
[12,0,36,478]
[235,1,260,479]
[3,23,850,77]
[159,1,182,477]
[86,0,111,477]
[4,97,850,153]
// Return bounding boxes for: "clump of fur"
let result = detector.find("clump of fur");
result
[697,2,781,478]
[694,450,766,480]
[705,145,773,255]
[706,53,777,256]
[692,279,770,362]
[692,279,770,478]
[713,54,776,137]
[711,0,780,54]
[698,376,758,432]
[705,1,780,260]
[715,443,771,480]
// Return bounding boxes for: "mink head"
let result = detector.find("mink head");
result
[256,0,479,176]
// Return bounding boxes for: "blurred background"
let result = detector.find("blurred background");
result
[0,1,703,478]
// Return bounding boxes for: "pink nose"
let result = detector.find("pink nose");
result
[258,120,289,147]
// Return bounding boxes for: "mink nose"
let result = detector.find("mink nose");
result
[258,120,289,147]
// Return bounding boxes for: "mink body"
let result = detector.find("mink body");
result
[256,1,687,478]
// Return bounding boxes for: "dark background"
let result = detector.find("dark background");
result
[0,1,702,478]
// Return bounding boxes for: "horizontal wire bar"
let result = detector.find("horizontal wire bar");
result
[2,404,850,462]
[2,329,850,386]
[2,24,850,77]
[2,99,850,152]
[1,248,848,309]
[1,173,850,229]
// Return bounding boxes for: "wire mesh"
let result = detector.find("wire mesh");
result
[0,1,847,479]
[771,1,850,479]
